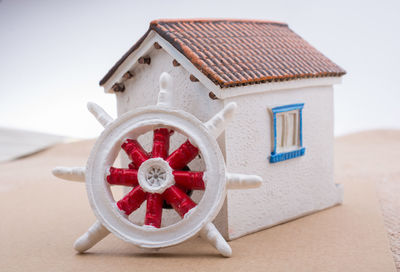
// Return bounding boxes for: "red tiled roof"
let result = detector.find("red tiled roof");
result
[99,19,345,87]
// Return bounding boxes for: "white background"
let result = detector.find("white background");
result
[0,0,399,138]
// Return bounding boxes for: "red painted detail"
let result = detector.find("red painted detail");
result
[163,185,196,217]
[107,167,138,186]
[121,139,149,169]
[117,186,147,215]
[173,171,205,190]
[152,128,173,159]
[166,140,199,170]
[144,193,163,228]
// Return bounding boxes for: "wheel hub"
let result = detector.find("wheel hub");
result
[138,158,174,194]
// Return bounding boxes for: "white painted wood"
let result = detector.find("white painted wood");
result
[204,102,237,138]
[275,110,301,153]
[199,222,232,257]
[73,91,259,254]
[85,105,227,249]
[87,102,113,127]
[157,72,173,108]
[226,173,263,189]
[52,166,85,182]
[74,220,110,253]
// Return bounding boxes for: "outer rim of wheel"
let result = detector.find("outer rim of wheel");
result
[85,105,226,248]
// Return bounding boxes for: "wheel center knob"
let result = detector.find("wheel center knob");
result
[146,166,166,186]
[138,158,174,194]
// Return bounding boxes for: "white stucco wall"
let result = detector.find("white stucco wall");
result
[115,48,223,123]
[223,85,342,240]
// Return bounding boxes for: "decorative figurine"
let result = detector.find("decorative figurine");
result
[53,19,345,256]
[53,73,262,257]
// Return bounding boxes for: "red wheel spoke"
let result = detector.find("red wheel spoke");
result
[173,171,205,190]
[117,186,147,215]
[144,193,163,228]
[107,167,138,186]
[121,139,149,169]
[162,185,196,217]
[166,140,199,170]
[152,128,172,159]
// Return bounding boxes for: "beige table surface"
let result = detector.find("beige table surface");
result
[0,130,398,272]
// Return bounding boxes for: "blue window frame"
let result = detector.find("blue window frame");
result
[270,103,305,163]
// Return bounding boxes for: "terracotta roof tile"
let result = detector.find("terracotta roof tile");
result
[99,19,345,87]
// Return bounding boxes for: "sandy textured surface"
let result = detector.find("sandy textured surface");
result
[0,130,397,271]
[335,130,400,271]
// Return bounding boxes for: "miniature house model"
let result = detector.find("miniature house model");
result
[99,19,346,240]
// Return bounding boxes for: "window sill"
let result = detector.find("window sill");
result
[270,147,306,163]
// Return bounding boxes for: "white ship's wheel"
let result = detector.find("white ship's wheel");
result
[53,73,262,257]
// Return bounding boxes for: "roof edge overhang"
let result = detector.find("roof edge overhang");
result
[217,76,342,99]
[100,31,343,99]
[100,30,223,95]
[100,29,151,87]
